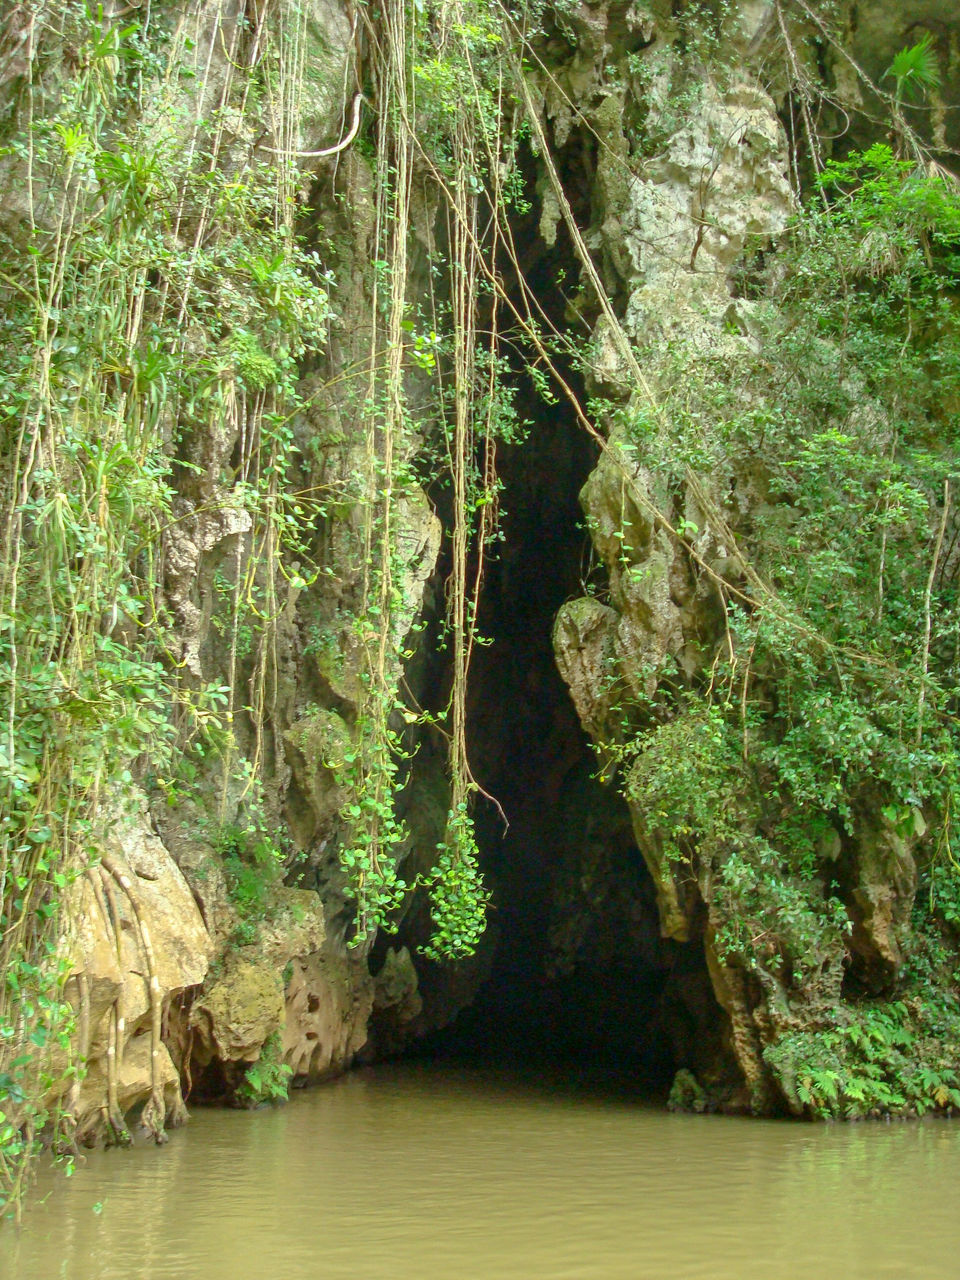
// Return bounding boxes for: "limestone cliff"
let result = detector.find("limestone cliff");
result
[548,0,960,1111]
[2,0,960,1194]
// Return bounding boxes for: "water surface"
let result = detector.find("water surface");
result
[3,1063,958,1279]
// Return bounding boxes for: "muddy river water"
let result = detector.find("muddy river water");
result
[3,1063,958,1279]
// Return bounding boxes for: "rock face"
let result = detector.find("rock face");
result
[55,798,385,1132]
[12,0,960,1150]
[618,78,794,347]
[19,0,443,1142]
[56,803,212,1142]
[536,10,803,1109]
[546,22,815,1107]
[544,0,960,1112]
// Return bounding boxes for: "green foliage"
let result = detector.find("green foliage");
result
[217,822,286,941]
[333,707,410,943]
[235,1032,293,1108]
[626,701,740,870]
[765,999,960,1119]
[787,145,960,416]
[600,142,960,1113]
[0,0,331,1212]
[626,698,850,981]
[667,1067,707,1113]
[930,860,960,932]
[411,0,509,179]
[883,33,941,105]
[420,803,490,961]
[324,0,542,962]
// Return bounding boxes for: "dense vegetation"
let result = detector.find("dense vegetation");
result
[0,0,512,1212]
[0,0,334,1205]
[618,142,960,1115]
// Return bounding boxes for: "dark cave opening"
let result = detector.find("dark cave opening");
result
[397,142,720,1090]
[416,379,716,1086]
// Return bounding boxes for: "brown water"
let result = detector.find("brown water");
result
[3,1062,958,1280]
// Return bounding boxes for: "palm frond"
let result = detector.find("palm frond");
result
[884,33,941,103]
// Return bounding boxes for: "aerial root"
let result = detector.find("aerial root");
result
[100,855,167,1143]
[86,867,132,1147]
[57,970,91,1155]
[83,856,169,1144]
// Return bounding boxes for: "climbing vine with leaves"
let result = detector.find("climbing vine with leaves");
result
[0,0,335,1215]
[336,0,531,956]
[0,0,548,1212]
[557,23,960,1112]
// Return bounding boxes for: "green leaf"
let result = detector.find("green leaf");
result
[883,34,941,103]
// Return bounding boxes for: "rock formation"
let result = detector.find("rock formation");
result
[2,1,960,1196]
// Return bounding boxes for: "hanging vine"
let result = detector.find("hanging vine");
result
[0,0,334,1214]
[335,0,518,955]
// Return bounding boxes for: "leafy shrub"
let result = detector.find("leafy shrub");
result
[765,1000,960,1119]
[593,142,960,1114]
[217,824,286,934]
[235,1032,293,1108]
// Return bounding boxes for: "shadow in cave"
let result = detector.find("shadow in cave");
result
[407,141,717,1093]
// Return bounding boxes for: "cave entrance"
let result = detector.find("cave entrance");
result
[406,143,717,1090]
[423,370,711,1087]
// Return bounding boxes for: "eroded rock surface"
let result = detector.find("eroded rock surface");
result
[57,801,212,1142]
[36,0,960,1140]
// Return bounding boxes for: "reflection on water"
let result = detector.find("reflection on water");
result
[3,1063,958,1280]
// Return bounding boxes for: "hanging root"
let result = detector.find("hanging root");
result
[105,1003,133,1148]
[86,867,132,1147]
[165,1082,190,1130]
[261,89,365,158]
[56,970,89,1155]
[100,854,167,1143]
[99,870,133,1146]
[162,998,191,1130]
